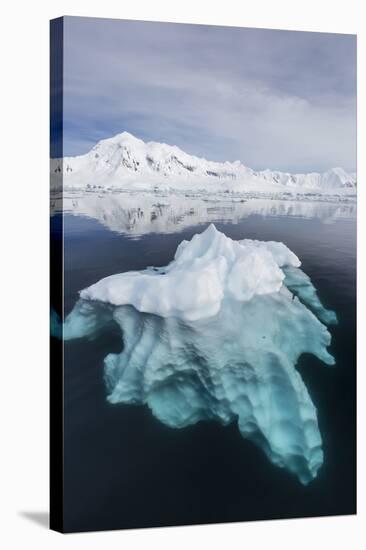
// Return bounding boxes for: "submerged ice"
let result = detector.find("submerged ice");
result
[62,224,337,484]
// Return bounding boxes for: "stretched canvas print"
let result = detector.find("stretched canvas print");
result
[50,16,357,533]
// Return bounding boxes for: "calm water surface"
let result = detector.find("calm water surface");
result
[53,196,356,532]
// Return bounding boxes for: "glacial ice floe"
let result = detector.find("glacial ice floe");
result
[61,224,337,484]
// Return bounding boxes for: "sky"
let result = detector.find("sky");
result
[62,16,356,173]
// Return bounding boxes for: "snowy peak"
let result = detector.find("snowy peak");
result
[322,167,356,188]
[52,132,357,193]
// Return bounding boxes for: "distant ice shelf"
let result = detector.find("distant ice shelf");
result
[50,131,357,195]
[58,225,337,484]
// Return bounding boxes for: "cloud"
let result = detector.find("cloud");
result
[62,17,356,172]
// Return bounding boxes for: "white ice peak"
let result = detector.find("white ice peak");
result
[80,224,301,321]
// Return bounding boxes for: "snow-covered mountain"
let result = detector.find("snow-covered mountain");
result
[51,131,357,194]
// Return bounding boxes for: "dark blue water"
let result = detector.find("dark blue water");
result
[56,205,356,533]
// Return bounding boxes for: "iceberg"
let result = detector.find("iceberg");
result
[62,224,337,484]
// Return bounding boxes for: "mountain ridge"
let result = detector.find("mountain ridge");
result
[51,131,357,193]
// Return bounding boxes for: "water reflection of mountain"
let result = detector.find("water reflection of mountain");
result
[52,192,357,237]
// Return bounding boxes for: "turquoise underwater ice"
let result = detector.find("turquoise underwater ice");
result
[61,225,337,484]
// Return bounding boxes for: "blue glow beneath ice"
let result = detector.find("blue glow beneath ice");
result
[61,225,337,484]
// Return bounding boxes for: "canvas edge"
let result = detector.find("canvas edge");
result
[50,15,65,534]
